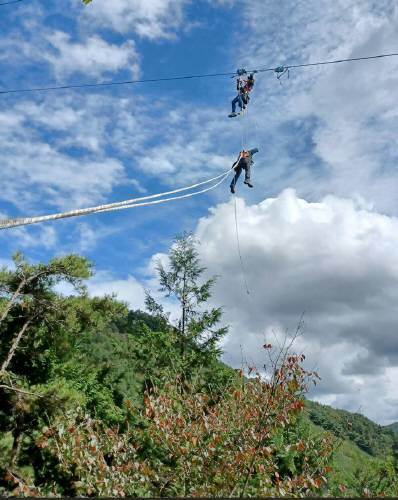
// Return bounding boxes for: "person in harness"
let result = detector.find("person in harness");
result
[230,148,259,193]
[229,71,255,118]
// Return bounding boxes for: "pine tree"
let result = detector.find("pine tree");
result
[145,233,227,367]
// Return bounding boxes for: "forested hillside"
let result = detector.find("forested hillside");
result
[386,422,398,435]
[306,400,398,457]
[0,238,397,497]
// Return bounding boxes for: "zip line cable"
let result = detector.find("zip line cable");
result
[0,168,233,230]
[0,72,237,95]
[272,52,398,71]
[1,51,398,96]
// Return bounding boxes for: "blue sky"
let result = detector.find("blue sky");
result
[1,0,398,424]
[0,0,244,269]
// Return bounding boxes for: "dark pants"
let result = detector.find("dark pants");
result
[230,163,251,189]
[232,93,243,113]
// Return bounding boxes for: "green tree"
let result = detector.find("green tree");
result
[146,234,227,370]
[35,349,334,497]
[0,254,92,475]
[0,253,91,388]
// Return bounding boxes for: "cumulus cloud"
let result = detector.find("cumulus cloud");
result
[1,28,140,81]
[81,0,190,39]
[41,31,140,80]
[192,189,398,423]
[88,272,146,310]
[0,137,125,211]
[7,225,58,250]
[138,105,243,187]
[0,92,153,213]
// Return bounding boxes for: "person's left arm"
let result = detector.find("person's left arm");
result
[249,148,259,155]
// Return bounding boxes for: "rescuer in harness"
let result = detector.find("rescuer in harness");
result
[229,70,255,118]
[230,148,259,193]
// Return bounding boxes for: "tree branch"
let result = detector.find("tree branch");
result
[0,384,43,397]
[0,269,52,327]
[0,316,34,375]
[0,281,25,326]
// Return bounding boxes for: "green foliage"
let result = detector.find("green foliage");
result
[32,356,334,497]
[0,253,92,379]
[0,250,396,497]
[306,400,398,457]
[147,233,228,366]
[328,455,398,497]
[386,422,398,434]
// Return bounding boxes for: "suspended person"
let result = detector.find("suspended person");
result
[228,72,255,118]
[230,148,259,194]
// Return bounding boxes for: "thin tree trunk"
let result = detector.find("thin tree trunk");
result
[181,272,187,359]
[11,428,22,466]
[0,281,25,327]
[0,270,49,327]
[181,302,186,357]
[0,317,33,376]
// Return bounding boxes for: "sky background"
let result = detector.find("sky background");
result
[1,0,398,424]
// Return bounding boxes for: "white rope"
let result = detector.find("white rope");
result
[240,109,245,151]
[0,168,233,230]
[89,171,231,215]
[233,171,250,297]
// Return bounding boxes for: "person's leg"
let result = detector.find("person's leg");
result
[244,164,251,182]
[238,93,243,111]
[230,166,242,193]
[243,164,253,187]
[232,95,239,113]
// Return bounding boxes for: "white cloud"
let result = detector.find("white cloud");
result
[1,28,140,81]
[137,105,244,187]
[192,189,398,423]
[0,257,15,269]
[0,137,125,210]
[88,272,146,310]
[0,93,152,212]
[81,0,190,39]
[0,213,58,250]
[41,31,140,80]
[73,222,112,252]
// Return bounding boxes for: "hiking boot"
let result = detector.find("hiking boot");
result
[244,180,253,188]
[230,185,235,194]
[228,112,237,118]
